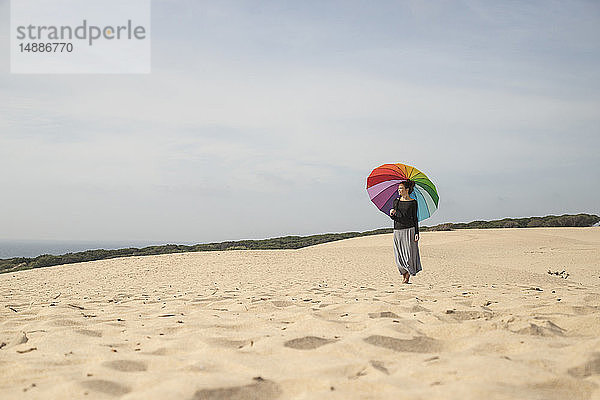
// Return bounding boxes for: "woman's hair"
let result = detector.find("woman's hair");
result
[400,180,416,194]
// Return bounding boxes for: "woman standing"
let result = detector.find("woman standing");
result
[389,180,422,283]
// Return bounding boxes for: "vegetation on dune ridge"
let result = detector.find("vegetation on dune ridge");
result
[1,213,598,275]
[426,213,599,231]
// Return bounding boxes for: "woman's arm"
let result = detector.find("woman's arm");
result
[389,199,398,220]
[413,201,419,235]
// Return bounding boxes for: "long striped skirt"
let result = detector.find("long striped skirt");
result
[393,227,422,276]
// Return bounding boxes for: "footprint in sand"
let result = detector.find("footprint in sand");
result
[271,300,295,308]
[208,338,253,349]
[6,331,28,348]
[102,360,148,372]
[567,352,600,378]
[514,321,566,337]
[571,305,600,315]
[368,311,399,319]
[363,335,443,353]
[51,319,83,327]
[284,336,337,350]
[408,305,431,313]
[191,377,281,400]
[370,360,390,375]
[582,293,600,303]
[75,329,103,337]
[145,347,174,356]
[516,377,597,400]
[80,379,131,396]
[444,310,493,321]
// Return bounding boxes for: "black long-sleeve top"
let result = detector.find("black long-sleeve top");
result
[390,198,419,234]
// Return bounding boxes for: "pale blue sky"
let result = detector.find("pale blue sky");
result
[1,0,599,243]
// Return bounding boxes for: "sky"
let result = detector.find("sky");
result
[1,0,599,244]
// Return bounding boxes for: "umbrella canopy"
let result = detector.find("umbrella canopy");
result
[366,163,439,221]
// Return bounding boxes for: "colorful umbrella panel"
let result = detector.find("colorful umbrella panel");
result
[366,163,439,221]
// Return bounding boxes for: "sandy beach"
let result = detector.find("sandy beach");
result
[1,227,599,399]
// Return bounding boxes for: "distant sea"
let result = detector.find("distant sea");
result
[0,240,194,259]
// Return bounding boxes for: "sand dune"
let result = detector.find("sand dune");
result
[1,227,599,399]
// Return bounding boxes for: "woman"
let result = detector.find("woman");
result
[389,180,422,284]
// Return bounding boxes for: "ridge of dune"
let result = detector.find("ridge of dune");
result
[1,227,599,399]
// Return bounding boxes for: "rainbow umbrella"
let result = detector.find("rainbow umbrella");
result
[366,163,439,221]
